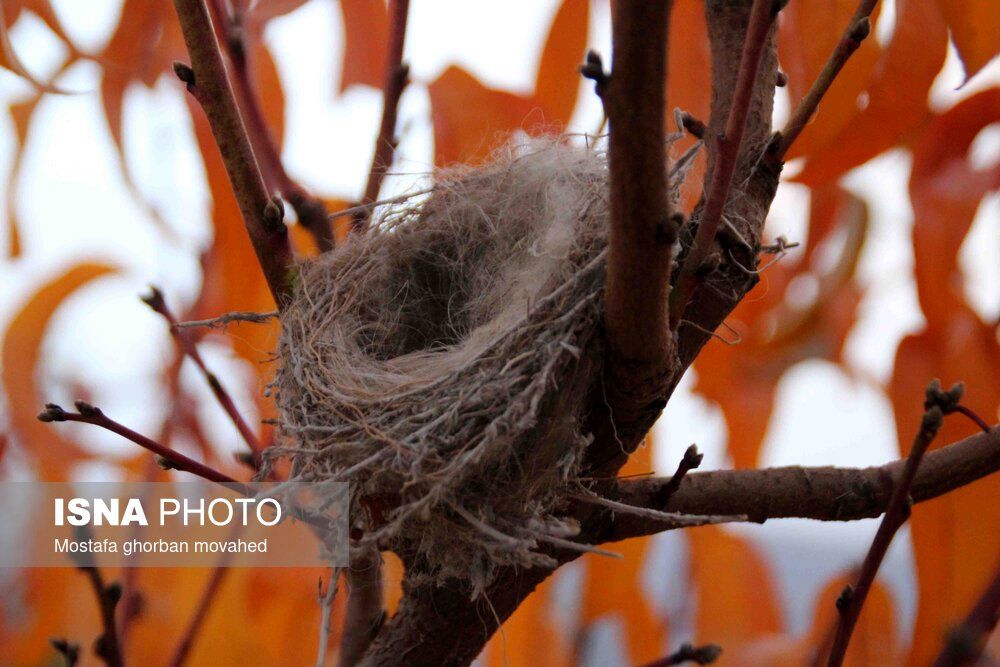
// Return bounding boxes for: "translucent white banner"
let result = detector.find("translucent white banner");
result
[0,481,348,568]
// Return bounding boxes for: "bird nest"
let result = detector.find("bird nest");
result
[269,140,689,592]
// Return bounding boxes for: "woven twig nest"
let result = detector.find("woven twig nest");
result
[271,141,688,591]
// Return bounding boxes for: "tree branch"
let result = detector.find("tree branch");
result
[38,401,245,488]
[668,0,779,326]
[827,381,960,666]
[597,0,677,442]
[605,424,999,541]
[172,0,296,306]
[142,287,264,466]
[934,564,1000,667]
[206,0,335,251]
[168,563,231,667]
[353,0,411,233]
[339,547,385,667]
[772,0,877,160]
[79,566,124,667]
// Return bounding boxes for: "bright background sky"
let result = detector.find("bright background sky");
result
[0,1,997,660]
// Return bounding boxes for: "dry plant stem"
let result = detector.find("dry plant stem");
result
[668,0,777,327]
[353,0,411,232]
[174,309,277,329]
[600,0,676,433]
[143,288,264,463]
[933,565,1000,667]
[339,548,385,667]
[39,402,245,489]
[826,392,949,666]
[81,567,124,667]
[206,0,335,251]
[774,0,877,158]
[172,0,295,306]
[608,424,999,538]
[168,564,231,667]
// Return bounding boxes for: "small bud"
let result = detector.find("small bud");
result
[155,455,179,471]
[74,400,100,418]
[172,61,195,87]
[850,17,872,43]
[106,581,123,605]
[683,444,704,469]
[775,71,788,87]
[836,584,854,612]
[140,285,166,313]
[38,403,66,422]
[263,197,285,230]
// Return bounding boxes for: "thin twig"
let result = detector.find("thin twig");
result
[142,287,264,465]
[640,643,723,666]
[826,380,963,666]
[668,0,780,327]
[38,401,246,489]
[206,0,335,251]
[168,562,231,667]
[317,569,341,667]
[933,564,1000,667]
[171,0,295,305]
[174,309,278,330]
[80,567,124,667]
[353,0,411,232]
[772,1,877,160]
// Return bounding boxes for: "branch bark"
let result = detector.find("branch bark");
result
[598,0,677,446]
[353,0,410,233]
[172,0,296,306]
[605,425,999,541]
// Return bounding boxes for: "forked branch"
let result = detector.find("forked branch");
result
[172,0,295,306]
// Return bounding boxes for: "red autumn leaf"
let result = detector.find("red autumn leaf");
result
[338,0,389,93]
[1,263,116,477]
[688,525,783,649]
[428,65,538,166]
[795,0,949,185]
[694,186,867,467]
[580,438,667,664]
[532,0,589,127]
[935,0,1000,83]
[892,88,1000,664]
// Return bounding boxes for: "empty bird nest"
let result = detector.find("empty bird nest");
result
[268,139,697,592]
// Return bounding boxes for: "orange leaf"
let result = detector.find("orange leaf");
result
[778,0,882,162]
[580,437,667,664]
[532,0,589,127]
[688,525,782,649]
[484,577,571,667]
[935,0,1000,83]
[1,263,116,477]
[428,66,538,166]
[338,0,388,92]
[892,88,1000,665]
[795,0,949,185]
[4,93,41,257]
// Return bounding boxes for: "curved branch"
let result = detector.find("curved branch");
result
[604,426,1000,541]
[172,0,295,306]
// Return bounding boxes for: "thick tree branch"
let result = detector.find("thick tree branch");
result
[598,0,676,441]
[339,547,386,667]
[353,0,410,233]
[172,0,295,306]
[668,0,778,326]
[605,425,999,541]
